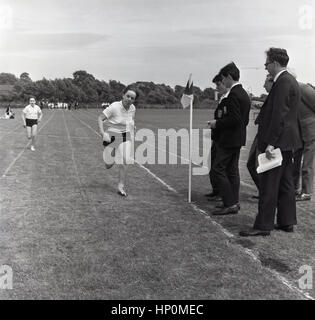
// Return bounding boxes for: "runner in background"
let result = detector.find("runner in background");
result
[22,97,43,151]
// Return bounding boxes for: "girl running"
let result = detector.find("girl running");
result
[98,86,138,197]
[22,97,43,151]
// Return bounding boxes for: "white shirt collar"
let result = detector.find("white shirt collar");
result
[273,69,286,83]
[219,91,229,103]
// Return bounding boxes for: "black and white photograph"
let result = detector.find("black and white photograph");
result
[0,0,314,304]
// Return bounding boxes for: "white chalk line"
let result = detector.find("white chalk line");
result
[38,133,91,139]
[0,123,24,143]
[74,110,314,300]
[62,110,83,187]
[62,111,102,225]
[1,112,55,178]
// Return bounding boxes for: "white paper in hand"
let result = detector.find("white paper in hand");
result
[256,148,283,174]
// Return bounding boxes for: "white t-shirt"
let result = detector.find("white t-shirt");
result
[23,104,42,120]
[103,101,136,133]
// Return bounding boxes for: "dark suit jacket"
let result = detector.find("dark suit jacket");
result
[257,71,302,152]
[298,82,315,142]
[211,96,228,142]
[215,84,251,148]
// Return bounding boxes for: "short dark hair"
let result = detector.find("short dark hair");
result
[212,74,223,83]
[123,85,139,100]
[220,62,240,81]
[266,47,289,67]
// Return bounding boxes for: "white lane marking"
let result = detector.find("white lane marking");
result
[62,110,82,186]
[191,204,314,300]
[134,161,177,193]
[1,112,55,178]
[0,123,23,142]
[38,133,91,139]
[73,111,314,300]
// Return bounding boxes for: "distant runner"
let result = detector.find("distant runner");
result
[22,97,43,151]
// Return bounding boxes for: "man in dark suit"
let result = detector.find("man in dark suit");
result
[208,62,251,215]
[206,73,229,200]
[247,74,274,194]
[240,48,302,236]
[293,82,315,201]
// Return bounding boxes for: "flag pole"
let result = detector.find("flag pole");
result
[188,95,193,203]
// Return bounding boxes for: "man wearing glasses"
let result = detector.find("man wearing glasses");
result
[240,48,302,236]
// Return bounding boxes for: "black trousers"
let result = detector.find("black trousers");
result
[211,145,241,207]
[292,140,315,195]
[247,134,260,191]
[209,141,220,195]
[254,151,297,231]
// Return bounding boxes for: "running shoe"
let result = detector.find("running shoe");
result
[117,184,127,197]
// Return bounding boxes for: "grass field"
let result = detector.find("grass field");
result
[0,108,314,300]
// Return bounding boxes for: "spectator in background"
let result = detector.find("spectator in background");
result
[293,82,315,201]
[247,74,274,196]
[206,73,229,201]
[208,62,251,215]
[5,104,15,119]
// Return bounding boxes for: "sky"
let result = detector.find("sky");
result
[0,0,314,95]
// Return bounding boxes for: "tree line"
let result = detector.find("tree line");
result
[0,71,220,108]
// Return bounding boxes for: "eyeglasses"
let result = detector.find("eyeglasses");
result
[264,61,273,67]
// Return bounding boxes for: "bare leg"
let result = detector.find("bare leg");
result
[118,165,128,190]
[26,126,32,146]
[31,125,38,148]
[117,141,132,195]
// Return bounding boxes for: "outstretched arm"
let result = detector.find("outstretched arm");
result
[22,112,26,127]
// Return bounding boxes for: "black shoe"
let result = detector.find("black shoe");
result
[239,228,270,237]
[208,195,222,202]
[274,225,294,232]
[212,204,239,215]
[205,192,219,198]
[215,203,240,210]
